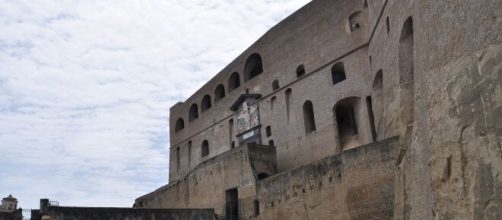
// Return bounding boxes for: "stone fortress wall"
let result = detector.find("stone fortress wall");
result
[137,0,502,219]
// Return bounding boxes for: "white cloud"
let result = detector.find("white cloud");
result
[0,0,310,209]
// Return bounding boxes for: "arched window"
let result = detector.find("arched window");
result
[201,140,209,157]
[201,95,212,112]
[303,101,316,134]
[296,65,305,78]
[244,53,264,81]
[228,72,241,91]
[175,118,185,133]
[349,11,362,32]
[189,104,199,122]
[272,80,280,91]
[215,84,225,102]
[331,62,346,85]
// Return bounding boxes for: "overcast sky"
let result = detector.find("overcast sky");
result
[0,0,310,209]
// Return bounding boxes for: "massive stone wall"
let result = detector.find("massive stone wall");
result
[257,137,397,220]
[142,0,502,219]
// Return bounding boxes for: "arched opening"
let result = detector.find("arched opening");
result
[296,65,305,78]
[201,95,212,112]
[372,70,384,140]
[335,97,361,149]
[272,80,280,91]
[349,11,362,32]
[363,0,368,8]
[244,53,264,81]
[399,17,415,146]
[175,118,185,133]
[228,72,241,91]
[331,62,346,85]
[215,84,225,102]
[303,101,316,134]
[189,104,199,122]
[201,140,209,157]
[257,172,270,180]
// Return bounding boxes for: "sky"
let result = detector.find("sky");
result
[0,0,310,210]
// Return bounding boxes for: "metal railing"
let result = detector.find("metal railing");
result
[49,200,59,206]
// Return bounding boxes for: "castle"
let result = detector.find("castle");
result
[132,0,502,219]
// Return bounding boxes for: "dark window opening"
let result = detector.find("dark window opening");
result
[363,0,368,8]
[257,172,270,180]
[244,53,264,81]
[285,88,292,123]
[386,16,390,34]
[303,101,316,134]
[229,119,234,149]
[331,62,346,85]
[228,72,241,91]
[175,118,185,133]
[201,140,209,157]
[215,84,225,102]
[296,65,305,78]
[201,95,212,112]
[266,126,272,137]
[189,104,199,122]
[272,80,280,91]
[367,96,376,141]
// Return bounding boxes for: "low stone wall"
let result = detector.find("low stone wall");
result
[135,144,277,219]
[0,209,23,220]
[256,137,398,220]
[33,207,214,220]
